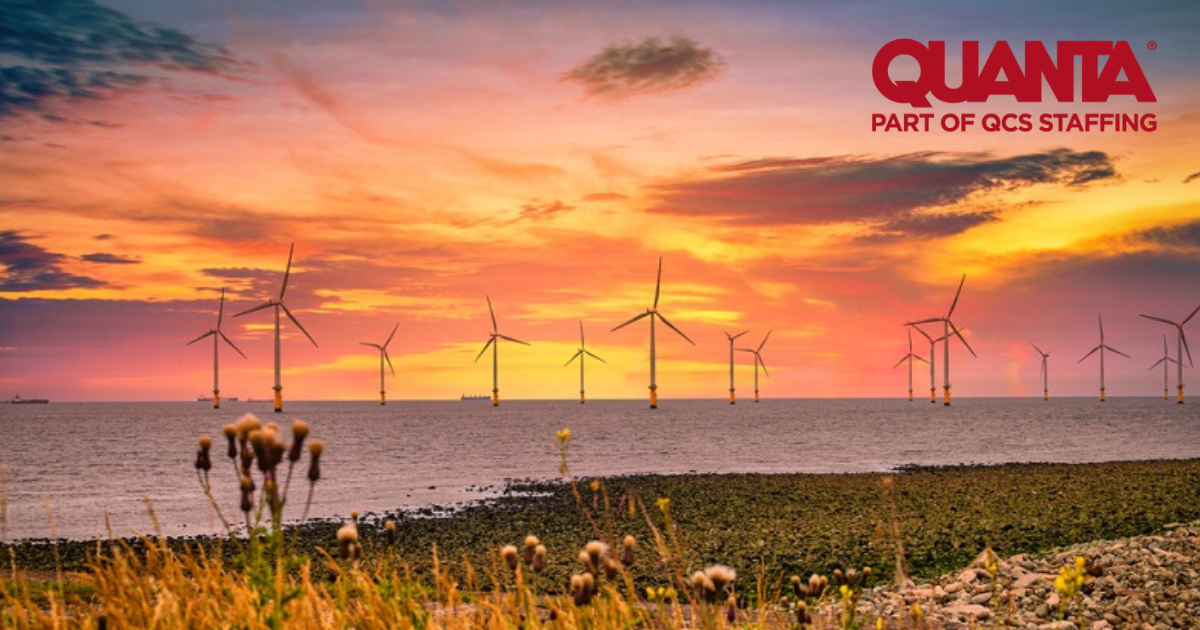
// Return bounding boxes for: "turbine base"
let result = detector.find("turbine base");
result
[381,391,386,406]
[943,385,951,407]
[730,389,736,405]
[580,390,585,405]
[1178,385,1185,404]
[907,389,913,402]
[649,386,658,409]
[1100,387,1106,403]
[273,386,283,414]
[492,389,499,407]
[213,389,220,410]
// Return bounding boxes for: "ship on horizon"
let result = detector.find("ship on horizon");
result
[461,394,490,401]
[10,395,49,404]
[197,395,239,402]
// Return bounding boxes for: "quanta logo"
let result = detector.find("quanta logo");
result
[873,40,1156,108]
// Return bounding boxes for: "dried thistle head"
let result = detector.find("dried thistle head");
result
[289,420,309,461]
[584,539,607,566]
[235,414,261,441]
[621,535,636,566]
[705,564,736,595]
[532,544,547,573]
[384,520,396,546]
[195,436,213,471]
[307,440,324,482]
[501,544,519,571]
[337,521,358,558]
[222,424,238,459]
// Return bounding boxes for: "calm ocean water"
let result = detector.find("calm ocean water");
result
[1,398,1198,541]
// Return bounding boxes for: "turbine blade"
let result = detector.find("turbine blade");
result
[653,256,663,309]
[1185,303,1200,326]
[948,320,977,357]
[1163,334,1169,354]
[1031,342,1045,356]
[736,348,755,353]
[893,356,908,369]
[565,350,582,366]
[757,329,772,352]
[219,331,248,359]
[656,312,695,345]
[280,243,294,301]
[497,334,531,346]
[1039,360,1045,379]
[612,311,650,332]
[360,342,381,349]
[909,324,933,342]
[908,317,943,326]
[584,350,606,363]
[474,337,495,362]
[384,350,395,377]
[733,329,750,340]
[1183,330,1194,367]
[1105,345,1131,359]
[1098,313,1104,343]
[1079,346,1100,363]
[280,302,318,347]
[384,322,399,348]
[187,330,216,346]
[1149,358,1166,370]
[579,320,585,346]
[233,301,274,318]
[217,287,226,328]
[907,328,913,352]
[1139,314,1176,327]
[487,296,497,332]
[913,354,928,364]
[758,354,769,376]
[947,274,965,317]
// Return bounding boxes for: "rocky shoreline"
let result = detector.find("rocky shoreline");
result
[841,522,1199,629]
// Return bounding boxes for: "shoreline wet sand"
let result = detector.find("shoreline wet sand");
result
[7,458,1200,591]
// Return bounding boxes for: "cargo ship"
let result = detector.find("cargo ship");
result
[10,395,49,404]
[197,395,240,402]
[460,394,491,401]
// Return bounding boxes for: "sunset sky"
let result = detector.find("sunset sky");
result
[2,0,1200,401]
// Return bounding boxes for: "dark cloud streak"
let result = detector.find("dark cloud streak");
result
[649,149,1117,230]
[0,230,105,291]
[563,36,725,99]
[0,0,240,117]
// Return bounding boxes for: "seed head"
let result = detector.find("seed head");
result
[309,439,324,457]
[622,535,636,549]
[384,520,396,546]
[533,545,547,573]
[501,544,519,571]
[705,564,736,595]
[585,540,607,563]
[621,535,636,566]
[337,522,359,558]
[289,420,309,461]
[222,424,238,458]
[198,436,212,451]
[603,557,619,580]
[307,440,324,482]
[235,414,261,441]
[524,535,539,549]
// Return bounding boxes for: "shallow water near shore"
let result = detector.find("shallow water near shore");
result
[2,397,1198,541]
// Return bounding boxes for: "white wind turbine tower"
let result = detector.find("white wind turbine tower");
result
[1138,304,1199,404]
[186,287,246,409]
[565,320,605,404]
[725,330,749,404]
[736,330,771,403]
[907,275,976,406]
[360,323,399,406]
[475,296,530,407]
[1149,334,1179,401]
[612,257,695,409]
[1031,343,1051,400]
[893,328,928,401]
[908,324,944,403]
[1078,314,1129,402]
[233,243,318,413]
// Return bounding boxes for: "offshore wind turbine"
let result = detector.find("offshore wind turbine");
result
[474,296,529,407]
[736,330,771,403]
[909,324,941,403]
[186,287,246,409]
[1078,314,1129,402]
[907,275,976,406]
[725,330,749,404]
[1031,344,1051,400]
[565,321,605,404]
[893,328,928,401]
[612,257,695,409]
[360,323,399,405]
[1138,304,1200,404]
[233,243,318,413]
[1149,334,1178,401]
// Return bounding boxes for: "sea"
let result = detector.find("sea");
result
[2,398,1199,541]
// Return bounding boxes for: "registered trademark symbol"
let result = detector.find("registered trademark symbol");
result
[1148,41,1157,50]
